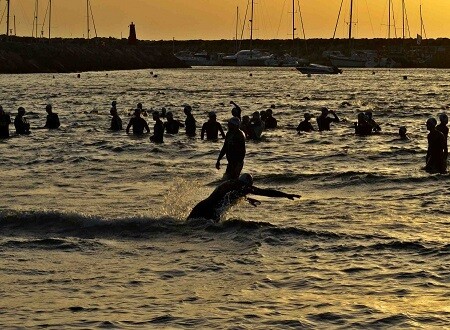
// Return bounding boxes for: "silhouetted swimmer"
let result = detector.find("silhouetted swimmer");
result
[201,111,225,141]
[77,74,81,78]
[316,107,339,131]
[126,108,150,136]
[184,105,196,137]
[216,117,246,180]
[264,109,277,129]
[0,105,11,138]
[150,111,164,143]
[398,126,410,140]
[44,104,60,129]
[436,113,449,165]
[187,173,301,222]
[110,101,122,131]
[160,107,167,118]
[297,113,315,133]
[14,107,30,135]
[260,110,267,124]
[354,112,373,136]
[249,111,264,140]
[230,101,242,120]
[365,111,381,133]
[240,115,252,139]
[425,118,447,174]
[164,111,184,134]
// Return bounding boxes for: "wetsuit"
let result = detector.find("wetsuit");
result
[317,113,339,131]
[126,117,150,135]
[14,115,30,135]
[150,118,164,143]
[164,119,184,134]
[426,129,446,174]
[221,129,246,179]
[187,180,297,222]
[265,116,277,129]
[201,121,225,140]
[110,115,123,131]
[185,114,196,137]
[45,113,60,129]
[297,120,314,132]
[0,113,11,138]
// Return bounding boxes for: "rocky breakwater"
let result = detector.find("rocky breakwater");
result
[0,37,189,73]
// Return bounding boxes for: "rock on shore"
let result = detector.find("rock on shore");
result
[0,37,189,74]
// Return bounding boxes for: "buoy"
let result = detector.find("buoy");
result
[403,75,408,80]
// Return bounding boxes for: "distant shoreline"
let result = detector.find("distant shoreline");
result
[1,36,449,73]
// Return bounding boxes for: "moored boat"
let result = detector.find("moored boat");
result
[296,63,342,74]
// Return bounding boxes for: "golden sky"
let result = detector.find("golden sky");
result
[3,0,450,40]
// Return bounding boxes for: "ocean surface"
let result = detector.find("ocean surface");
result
[0,67,449,329]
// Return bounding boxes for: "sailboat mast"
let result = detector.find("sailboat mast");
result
[250,0,254,57]
[348,0,353,50]
[48,0,52,40]
[388,0,391,39]
[6,0,10,36]
[235,6,239,53]
[402,0,405,40]
[34,0,39,38]
[87,0,90,39]
[292,0,295,49]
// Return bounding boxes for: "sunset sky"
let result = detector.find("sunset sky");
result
[3,0,450,40]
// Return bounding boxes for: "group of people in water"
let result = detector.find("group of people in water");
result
[0,99,447,221]
[0,104,60,138]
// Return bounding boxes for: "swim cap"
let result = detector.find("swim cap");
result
[228,117,240,127]
[427,118,437,127]
[439,113,448,123]
[239,173,253,186]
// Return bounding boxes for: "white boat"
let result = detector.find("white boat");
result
[222,49,275,66]
[175,51,224,66]
[327,50,378,68]
[296,63,342,75]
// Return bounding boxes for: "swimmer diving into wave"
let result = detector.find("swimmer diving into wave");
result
[187,173,300,222]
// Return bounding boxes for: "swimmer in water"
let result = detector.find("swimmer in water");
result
[187,173,301,222]
[126,108,150,136]
[425,117,447,174]
[44,104,60,129]
[201,111,225,141]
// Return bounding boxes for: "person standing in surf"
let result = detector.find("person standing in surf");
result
[187,173,300,222]
[316,107,340,131]
[425,118,447,174]
[0,105,11,138]
[184,105,196,137]
[436,113,448,170]
[150,111,164,143]
[201,111,225,141]
[44,104,60,129]
[216,117,246,180]
[126,108,150,136]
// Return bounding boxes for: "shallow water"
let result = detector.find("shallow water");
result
[0,67,449,328]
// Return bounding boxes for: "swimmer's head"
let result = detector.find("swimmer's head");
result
[304,113,313,120]
[166,111,173,119]
[399,126,407,136]
[111,101,117,107]
[231,107,240,117]
[228,117,240,127]
[252,111,260,118]
[45,104,52,112]
[0,105,3,113]
[134,108,141,115]
[439,113,448,124]
[365,111,373,119]
[161,107,166,115]
[208,111,216,118]
[137,103,143,109]
[152,111,160,119]
[426,117,437,129]
[357,112,367,121]
[266,109,273,115]
[321,107,329,115]
[239,173,253,186]
[184,105,192,114]
[18,107,25,115]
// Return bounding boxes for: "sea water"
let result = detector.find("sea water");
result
[0,67,449,329]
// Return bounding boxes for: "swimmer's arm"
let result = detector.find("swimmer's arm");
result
[201,124,206,140]
[219,124,225,139]
[330,111,340,122]
[250,186,301,200]
[144,122,150,133]
[126,119,132,133]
